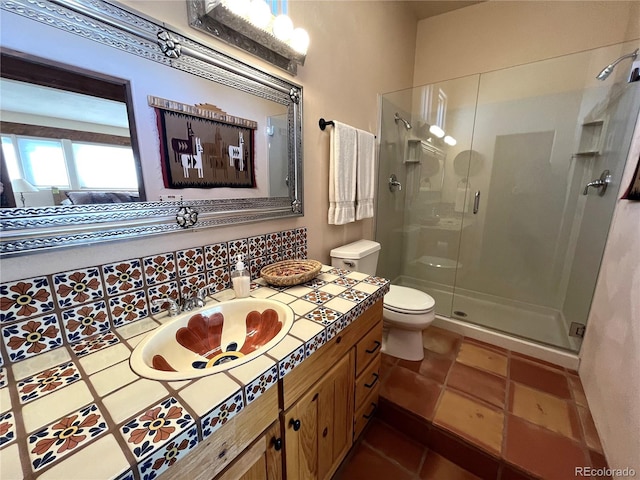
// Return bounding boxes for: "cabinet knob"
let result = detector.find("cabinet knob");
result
[271,437,282,451]
[322,427,328,438]
[289,418,301,431]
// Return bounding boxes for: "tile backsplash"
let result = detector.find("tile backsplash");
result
[0,228,307,366]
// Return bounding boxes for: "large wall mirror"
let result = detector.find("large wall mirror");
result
[0,0,303,256]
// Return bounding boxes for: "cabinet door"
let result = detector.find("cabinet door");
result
[283,352,354,480]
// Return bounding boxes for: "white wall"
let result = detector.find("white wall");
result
[579,114,640,474]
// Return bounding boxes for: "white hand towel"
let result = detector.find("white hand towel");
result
[356,129,376,220]
[328,121,357,225]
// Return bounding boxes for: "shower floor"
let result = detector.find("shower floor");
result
[397,276,580,352]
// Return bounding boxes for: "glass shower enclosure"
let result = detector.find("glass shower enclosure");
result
[376,41,640,352]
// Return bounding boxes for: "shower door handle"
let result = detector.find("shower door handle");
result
[473,191,481,214]
[583,170,611,196]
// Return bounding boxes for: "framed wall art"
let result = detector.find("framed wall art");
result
[150,96,257,189]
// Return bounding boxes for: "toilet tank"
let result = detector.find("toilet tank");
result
[330,240,381,275]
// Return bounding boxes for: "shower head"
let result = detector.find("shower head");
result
[596,48,639,81]
[394,112,412,129]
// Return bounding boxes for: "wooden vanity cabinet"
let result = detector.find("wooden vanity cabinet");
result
[217,421,283,480]
[280,300,383,480]
[353,320,383,439]
[282,353,353,480]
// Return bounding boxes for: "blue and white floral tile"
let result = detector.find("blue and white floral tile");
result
[179,274,207,298]
[276,343,305,379]
[201,391,244,440]
[249,257,268,280]
[52,267,104,309]
[206,268,230,294]
[304,306,342,326]
[364,275,389,287]
[102,259,144,296]
[227,239,249,264]
[109,290,148,327]
[264,252,282,264]
[265,232,281,255]
[249,257,267,280]
[70,331,120,358]
[302,291,334,305]
[2,314,64,363]
[248,235,266,259]
[0,411,16,447]
[120,396,194,461]
[281,247,296,261]
[281,229,296,250]
[116,469,136,480]
[228,356,278,406]
[17,361,81,404]
[295,227,307,246]
[0,367,6,388]
[244,364,278,405]
[0,276,55,323]
[143,253,177,286]
[27,403,108,472]
[61,300,111,343]
[305,330,327,358]
[326,317,349,341]
[339,288,370,302]
[204,242,229,270]
[326,267,351,277]
[297,244,308,259]
[176,248,205,278]
[333,277,359,288]
[137,424,198,480]
[303,278,327,289]
[147,282,180,315]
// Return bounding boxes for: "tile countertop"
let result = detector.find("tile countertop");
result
[0,265,390,480]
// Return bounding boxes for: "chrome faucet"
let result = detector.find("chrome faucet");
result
[151,288,207,317]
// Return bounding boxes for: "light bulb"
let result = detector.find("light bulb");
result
[429,125,445,138]
[444,135,457,146]
[273,14,293,41]
[248,0,271,29]
[290,28,309,54]
[225,0,250,17]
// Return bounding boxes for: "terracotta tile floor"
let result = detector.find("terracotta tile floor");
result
[334,327,609,480]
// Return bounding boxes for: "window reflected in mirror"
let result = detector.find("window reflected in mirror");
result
[0,50,144,208]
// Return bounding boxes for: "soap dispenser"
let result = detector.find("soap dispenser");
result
[231,255,250,298]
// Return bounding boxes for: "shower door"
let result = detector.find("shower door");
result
[451,42,640,351]
[376,76,479,317]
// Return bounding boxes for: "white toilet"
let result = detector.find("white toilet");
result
[330,239,435,361]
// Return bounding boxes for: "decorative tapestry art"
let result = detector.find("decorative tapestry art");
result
[151,97,257,189]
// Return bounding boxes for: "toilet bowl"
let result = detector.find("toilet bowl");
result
[382,285,435,361]
[330,239,436,361]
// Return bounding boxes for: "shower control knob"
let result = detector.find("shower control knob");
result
[389,174,402,192]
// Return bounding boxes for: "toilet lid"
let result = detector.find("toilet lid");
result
[384,285,435,314]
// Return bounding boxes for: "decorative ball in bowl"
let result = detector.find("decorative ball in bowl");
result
[260,259,322,287]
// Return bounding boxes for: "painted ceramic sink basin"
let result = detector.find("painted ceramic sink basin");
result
[130,298,294,381]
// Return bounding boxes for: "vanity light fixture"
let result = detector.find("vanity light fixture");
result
[188,0,309,74]
[444,135,457,146]
[428,125,445,138]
